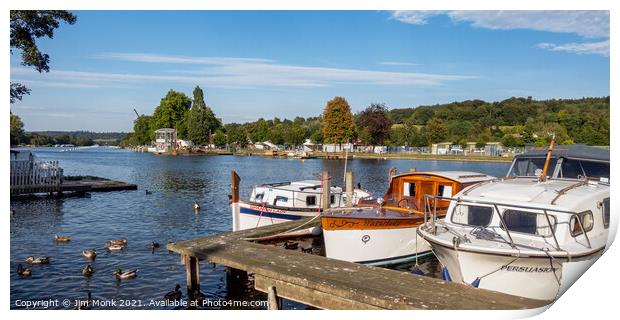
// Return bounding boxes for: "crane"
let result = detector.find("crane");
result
[133,108,140,118]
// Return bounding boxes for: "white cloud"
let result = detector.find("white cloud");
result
[390,10,609,38]
[11,54,475,89]
[380,61,419,66]
[537,40,609,57]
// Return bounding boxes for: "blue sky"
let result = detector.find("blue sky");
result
[10,10,610,132]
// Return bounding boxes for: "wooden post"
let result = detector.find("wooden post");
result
[321,171,330,210]
[231,171,241,231]
[345,171,353,207]
[184,255,200,297]
[267,286,280,310]
[225,267,248,295]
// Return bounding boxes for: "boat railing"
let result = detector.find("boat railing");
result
[422,194,592,251]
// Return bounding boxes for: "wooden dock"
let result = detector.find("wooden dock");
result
[60,175,137,193]
[167,218,550,310]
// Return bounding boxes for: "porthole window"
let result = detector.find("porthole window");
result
[570,211,594,237]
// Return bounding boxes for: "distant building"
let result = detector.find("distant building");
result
[303,139,322,152]
[154,128,176,153]
[323,143,353,153]
[253,141,279,151]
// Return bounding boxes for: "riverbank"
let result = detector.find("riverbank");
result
[230,149,513,163]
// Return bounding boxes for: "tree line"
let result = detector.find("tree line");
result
[121,90,609,149]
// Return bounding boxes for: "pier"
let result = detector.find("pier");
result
[167,217,550,310]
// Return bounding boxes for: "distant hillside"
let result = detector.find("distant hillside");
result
[31,131,127,140]
[386,96,610,146]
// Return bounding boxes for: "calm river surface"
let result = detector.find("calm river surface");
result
[10,147,509,309]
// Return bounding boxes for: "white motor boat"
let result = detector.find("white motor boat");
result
[231,174,370,231]
[417,176,610,301]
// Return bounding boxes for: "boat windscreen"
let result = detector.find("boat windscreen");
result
[508,157,556,177]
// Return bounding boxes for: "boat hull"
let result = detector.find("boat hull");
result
[322,216,431,266]
[234,201,319,231]
[430,242,602,301]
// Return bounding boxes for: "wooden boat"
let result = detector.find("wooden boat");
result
[231,172,370,231]
[321,171,496,266]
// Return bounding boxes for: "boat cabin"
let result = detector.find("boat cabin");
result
[249,180,360,209]
[508,144,609,181]
[377,171,496,213]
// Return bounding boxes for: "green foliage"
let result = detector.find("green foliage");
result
[357,103,392,145]
[212,129,227,147]
[224,123,248,147]
[151,90,192,139]
[10,10,77,103]
[132,115,153,145]
[388,97,609,146]
[322,96,355,144]
[186,86,221,145]
[425,118,448,144]
[10,112,25,145]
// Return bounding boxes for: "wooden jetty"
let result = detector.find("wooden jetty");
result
[167,217,550,310]
[60,175,137,193]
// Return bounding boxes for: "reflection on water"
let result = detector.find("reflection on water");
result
[10,147,510,309]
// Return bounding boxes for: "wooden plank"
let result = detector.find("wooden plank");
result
[255,275,383,310]
[168,219,550,310]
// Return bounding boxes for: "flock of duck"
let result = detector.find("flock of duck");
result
[15,233,183,307]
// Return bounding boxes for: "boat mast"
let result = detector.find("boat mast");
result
[540,132,556,182]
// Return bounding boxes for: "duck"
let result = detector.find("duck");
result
[106,239,128,247]
[54,234,71,242]
[25,256,50,265]
[194,200,200,210]
[106,244,125,252]
[17,264,32,276]
[149,241,160,250]
[113,268,137,280]
[82,249,97,260]
[82,265,94,276]
[164,284,183,301]
[167,241,174,254]
[145,189,152,195]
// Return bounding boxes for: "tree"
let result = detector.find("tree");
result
[132,115,153,145]
[322,96,355,145]
[357,103,393,145]
[10,10,77,103]
[425,118,448,144]
[151,90,192,139]
[10,112,25,145]
[224,123,248,147]
[285,123,306,146]
[186,86,221,145]
[212,129,227,147]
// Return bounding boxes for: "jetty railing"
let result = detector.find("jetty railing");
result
[10,159,63,195]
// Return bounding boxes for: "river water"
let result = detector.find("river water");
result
[10,147,510,309]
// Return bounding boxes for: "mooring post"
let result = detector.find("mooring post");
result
[267,286,280,310]
[184,255,200,297]
[321,171,330,210]
[231,171,241,231]
[345,171,353,207]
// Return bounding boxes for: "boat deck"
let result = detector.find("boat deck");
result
[167,218,550,310]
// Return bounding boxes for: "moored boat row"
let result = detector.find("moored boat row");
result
[229,141,610,302]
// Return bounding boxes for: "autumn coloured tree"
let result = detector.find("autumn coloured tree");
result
[322,96,355,145]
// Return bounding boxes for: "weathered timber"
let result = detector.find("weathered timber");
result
[167,218,550,310]
[60,176,137,193]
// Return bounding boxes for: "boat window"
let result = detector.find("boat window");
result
[451,205,493,227]
[570,211,594,237]
[560,159,609,180]
[509,157,556,177]
[255,193,265,201]
[501,210,557,237]
[603,198,610,229]
[306,195,316,206]
[330,195,335,204]
[438,185,452,197]
[274,196,288,206]
[403,182,416,197]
